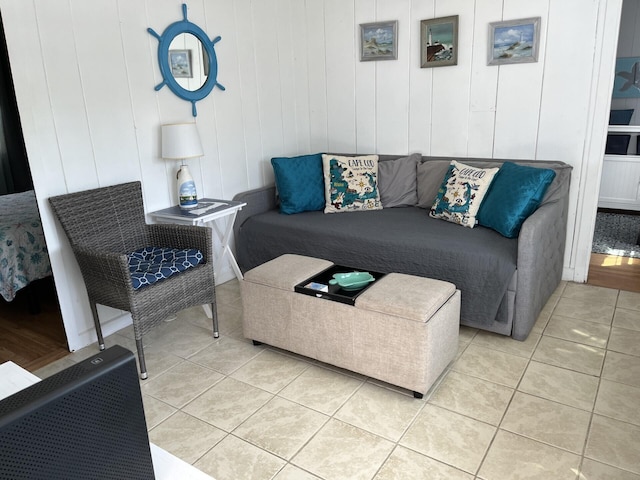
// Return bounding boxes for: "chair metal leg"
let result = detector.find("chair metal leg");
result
[89,302,105,350]
[135,338,148,380]
[211,302,219,338]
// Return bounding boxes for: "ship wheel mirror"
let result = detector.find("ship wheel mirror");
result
[148,4,225,116]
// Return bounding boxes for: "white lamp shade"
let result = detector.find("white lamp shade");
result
[161,123,204,159]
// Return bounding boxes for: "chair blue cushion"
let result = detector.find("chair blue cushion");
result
[127,247,204,290]
[477,162,556,238]
[271,153,325,214]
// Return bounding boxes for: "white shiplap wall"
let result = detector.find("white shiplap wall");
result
[0,0,620,350]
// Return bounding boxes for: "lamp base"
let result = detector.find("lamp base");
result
[177,165,198,209]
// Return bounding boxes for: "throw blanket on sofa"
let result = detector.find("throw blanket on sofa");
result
[237,207,518,327]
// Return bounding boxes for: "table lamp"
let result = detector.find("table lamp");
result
[161,123,204,209]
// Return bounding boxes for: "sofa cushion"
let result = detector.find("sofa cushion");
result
[322,154,382,213]
[416,160,451,208]
[271,153,325,214]
[378,153,420,207]
[430,160,499,228]
[477,161,556,238]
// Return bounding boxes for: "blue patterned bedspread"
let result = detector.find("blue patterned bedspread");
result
[0,190,52,301]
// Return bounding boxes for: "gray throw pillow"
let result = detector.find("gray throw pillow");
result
[416,160,451,209]
[378,153,421,208]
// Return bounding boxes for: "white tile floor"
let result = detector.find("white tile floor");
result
[36,281,640,480]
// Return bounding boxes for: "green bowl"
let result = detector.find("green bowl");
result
[328,272,375,290]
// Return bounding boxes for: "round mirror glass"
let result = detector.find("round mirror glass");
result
[167,33,208,92]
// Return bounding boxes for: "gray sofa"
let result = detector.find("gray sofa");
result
[232,155,572,341]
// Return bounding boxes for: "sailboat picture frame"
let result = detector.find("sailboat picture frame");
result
[359,21,398,62]
[488,17,541,66]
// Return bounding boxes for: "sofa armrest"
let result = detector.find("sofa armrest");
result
[513,199,567,340]
[232,185,277,249]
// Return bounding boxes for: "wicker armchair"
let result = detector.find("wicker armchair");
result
[49,181,217,379]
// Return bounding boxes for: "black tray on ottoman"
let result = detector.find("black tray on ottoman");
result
[294,265,386,305]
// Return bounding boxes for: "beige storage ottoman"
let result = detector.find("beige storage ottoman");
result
[240,254,460,398]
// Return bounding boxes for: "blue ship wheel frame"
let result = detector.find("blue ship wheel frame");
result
[148,4,225,116]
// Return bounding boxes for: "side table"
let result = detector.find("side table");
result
[149,198,246,282]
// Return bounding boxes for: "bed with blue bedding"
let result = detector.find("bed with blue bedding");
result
[0,190,52,302]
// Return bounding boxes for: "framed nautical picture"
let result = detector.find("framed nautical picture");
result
[359,21,398,61]
[488,17,540,66]
[168,49,192,78]
[420,15,458,68]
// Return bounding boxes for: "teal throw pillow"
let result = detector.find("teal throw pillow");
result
[271,154,325,214]
[477,162,556,238]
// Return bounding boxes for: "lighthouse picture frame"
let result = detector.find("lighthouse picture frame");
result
[488,17,540,66]
[420,15,458,68]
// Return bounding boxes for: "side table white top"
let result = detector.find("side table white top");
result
[149,198,246,225]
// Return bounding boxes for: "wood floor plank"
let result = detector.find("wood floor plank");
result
[0,278,69,372]
[587,253,640,293]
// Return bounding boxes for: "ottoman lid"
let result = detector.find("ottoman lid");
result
[356,273,457,322]
[244,254,334,291]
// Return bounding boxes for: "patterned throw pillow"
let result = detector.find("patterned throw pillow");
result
[322,154,382,213]
[429,160,499,228]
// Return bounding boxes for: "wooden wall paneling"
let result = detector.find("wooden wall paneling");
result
[202,0,247,200]
[151,0,204,140]
[71,0,140,187]
[376,0,411,154]
[117,0,172,213]
[251,0,284,185]
[0,0,78,349]
[599,157,640,207]
[233,0,265,189]
[4,1,66,199]
[35,0,98,192]
[291,0,312,154]
[492,0,548,160]
[325,0,357,153]
[467,0,501,158]
[306,0,329,153]
[354,0,377,154]
[408,0,435,155]
[538,0,600,274]
[572,0,623,282]
[429,0,472,157]
[180,0,221,202]
[538,0,597,164]
[275,0,301,157]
